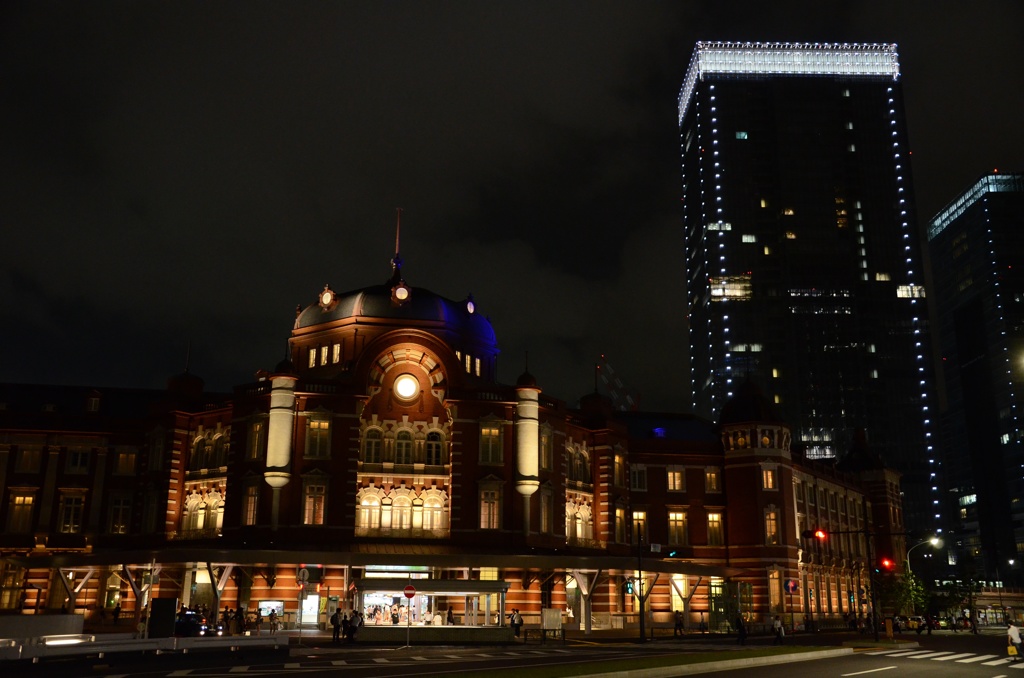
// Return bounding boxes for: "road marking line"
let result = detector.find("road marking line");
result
[412,656,429,660]
[330,660,347,666]
[957,654,999,663]
[862,650,901,655]
[932,653,975,661]
[983,658,1014,666]
[841,667,897,676]
[284,663,301,669]
[885,650,933,657]
[908,651,956,659]
[372,658,390,662]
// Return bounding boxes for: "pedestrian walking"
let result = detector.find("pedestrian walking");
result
[1008,621,1022,662]
[674,610,684,637]
[773,615,784,645]
[736,616,747,645]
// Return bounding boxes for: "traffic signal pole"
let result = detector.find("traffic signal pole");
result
[803,526,883,642]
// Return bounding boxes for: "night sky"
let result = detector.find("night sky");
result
[2,2,1021,411]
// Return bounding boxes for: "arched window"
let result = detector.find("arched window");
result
[425,432,444,465]
[357,495,381,529]
[395,431,413,464]
[392,496,412,530]
[190,439,207,471]
[422,496,444,530]
[362,429,382,463]
[211,436,227,467]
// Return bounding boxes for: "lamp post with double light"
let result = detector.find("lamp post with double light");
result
[905,536,941,576]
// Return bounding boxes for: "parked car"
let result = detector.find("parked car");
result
[908,615,924,630]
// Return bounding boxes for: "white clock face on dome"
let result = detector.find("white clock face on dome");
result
[394,374,418,399]
[395,286,409,301]
[321,291,333,305]
[466,300,475,314]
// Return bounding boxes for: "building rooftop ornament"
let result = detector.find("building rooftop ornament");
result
[678,41,900,124]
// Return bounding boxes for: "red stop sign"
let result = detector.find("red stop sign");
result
[404,584,416,599]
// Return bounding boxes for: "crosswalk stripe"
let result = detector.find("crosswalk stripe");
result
[982,657,1013,666]
[932,653,975,661]
[412,656,429,660]
[372,658,390,663]
[331,660,347,666]
[1009,660,1024,670]
[957,654,998,663]
[863,649,901,655]
[908,652,956,659]
[284,663,302,669]
[886,650,933,657]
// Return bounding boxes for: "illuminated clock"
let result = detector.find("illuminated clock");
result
[394,374,418,400]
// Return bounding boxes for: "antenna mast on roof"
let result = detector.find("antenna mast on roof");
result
[394,207,402,263]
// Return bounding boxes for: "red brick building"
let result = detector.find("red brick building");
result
[0,255,907,637]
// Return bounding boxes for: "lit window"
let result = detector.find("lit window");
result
[480,488,500,529]
[668,469,684,491]
[669,511,688,545]
[843,88,850,97]
[765,510,779,544]
[785,232,796,239]
[392,497,412,530]
[332,344,341,364]
[248,421,265,460]
[774,395,781,404]
[760,199,768,208]
[705,468,720,492]
[762,468,777,490]
[615,508,627,543]
[772,368,780,378]
[242,485,258,526]
[423,496,444,531]
[632,511,647,544]
[357,495,381,529]
[870,369,879,379]
[742,234,757,243]
[305,418,331,459]
[846,122,853,130]
[764,246,771,255]
[707,512,724,545]
[465,354,472,373]
[114,450,136,475]
[475,358,481,377]
[897,285,926,298]
[320,346,328,366]
[848,144,856,152]
[614,455,626,486]
[735,131,748,139]
[7,493,34,533]
[308,348,316,368]
[783,208,794,216]
[479,424,502,464]
[539,428,553,470]
[709,275,753,300]
[303,483,326,525]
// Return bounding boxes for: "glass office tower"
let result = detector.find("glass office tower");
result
[679,42,938,533]
[927,173,1024,577]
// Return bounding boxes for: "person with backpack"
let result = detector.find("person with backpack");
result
[330,609,342,644]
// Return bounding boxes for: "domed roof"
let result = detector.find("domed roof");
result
[295,283,497,346]
[719,378,786,426]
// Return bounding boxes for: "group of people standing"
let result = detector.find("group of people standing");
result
[330,609,365,643]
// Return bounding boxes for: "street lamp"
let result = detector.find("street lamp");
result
[905,537,941,576]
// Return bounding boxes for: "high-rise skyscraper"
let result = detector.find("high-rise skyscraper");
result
[927,173,1024,578]
[679,42,938,533]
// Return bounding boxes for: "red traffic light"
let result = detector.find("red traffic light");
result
[813,529,827,540]
[880,558,894,570]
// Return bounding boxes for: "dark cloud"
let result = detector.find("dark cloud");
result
[1,1,1020,409]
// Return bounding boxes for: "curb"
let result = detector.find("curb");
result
[578,648,854,678]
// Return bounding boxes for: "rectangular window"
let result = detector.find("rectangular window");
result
[248,421,265,460]
[8,493,34,533]
[305,418,331,459]
[539,429,553,470]
[668,468,684,491]
[67,449,89,474]
[614,455,626,486]
[59,494,85,534]
[632,511,647,544]
[735,131,748,139]
[308,348,316,368]
[765,510,779,545]
[769,570,782,611]
[480,489,500,529]
[474,357,481,376]
[320,345,328,366]
[707,512,723,546]
[242,485,258,526]
[630,466,648,492]
[114,450,136,475]
[109,497,131,534]
[303,484,326,525]
[540,490,552,534]
[15,448,41,473]
[705,468,720,492]
[762,468,776,490]
[479,425,502,464]
[669,511,688,545]
[332,343,341,364]
[742,234,757,243]
[615,508,626,543]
